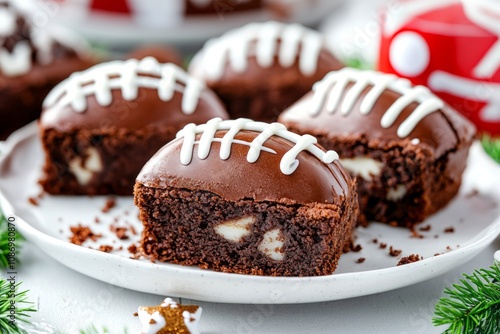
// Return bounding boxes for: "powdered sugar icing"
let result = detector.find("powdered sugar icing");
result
[190,21,324,81]
[308,68,444,138]
[43,57,205,115]
[176,118,339,175]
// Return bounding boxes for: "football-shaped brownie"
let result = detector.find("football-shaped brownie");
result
[278,68,476,227]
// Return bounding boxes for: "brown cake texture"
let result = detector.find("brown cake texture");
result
[137,298,201,334]
[188,21,343,123]
[134,118,358,276]
[185,0,263,15]
[39,57,228,195]
[278,68,476,227]
[0,0,95,139]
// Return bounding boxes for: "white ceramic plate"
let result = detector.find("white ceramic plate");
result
[1,123,499,304]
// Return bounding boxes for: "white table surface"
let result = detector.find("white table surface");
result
[9,239,499,333]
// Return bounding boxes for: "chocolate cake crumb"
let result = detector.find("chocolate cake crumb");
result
[128,243,138,254]
[351,244,363,252]
[69,224,102,245]
[397,254,422,266]
[434,253,442,256]
[419,225,431,232]
[446,246,452,251]
[102,197,116,213]
[94,217,100,223]
[356,257,366,263]
[372,238,378,244]
[133,312,138,317]
[110,225,129,240]
[410,228,424,239]
[444,227,455,233]
[28,197,39,206]
[389,246,402,257]
[99,245,113,253]
[379,243,387,249]
[434,235,439,238]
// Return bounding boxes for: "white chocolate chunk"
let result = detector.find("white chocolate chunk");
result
[138,309,166,334]
[340,157,383,181]
[214,216,255,243]
[183,307,203,334]
[258,228,285,261]
[387,185,407,201]
[68,147,103,185]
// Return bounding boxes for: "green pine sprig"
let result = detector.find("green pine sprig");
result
[0,279,36,334]
[0,212,24,269]
[482,135,500,164]
[433,264,500,334]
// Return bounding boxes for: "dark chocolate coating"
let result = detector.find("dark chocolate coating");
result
[137,130,353,205]
[40,83,229,132]
[278,84,476,157]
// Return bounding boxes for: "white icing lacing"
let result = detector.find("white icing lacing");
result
[191,21,324,81]
[138,309,166,334]
[176,118,339,175]
[308,68,444,138]
[43,57,205,114]
[0,1,86,77]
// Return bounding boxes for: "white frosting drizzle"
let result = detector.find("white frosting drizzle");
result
[462,0,500,78]
[0,1,87,77]
[190,21,325,81]
[138,309,167,334]
[183,307,202,334]
[308,68,445,138]
[176,118,339,175]
[43,57,205,114]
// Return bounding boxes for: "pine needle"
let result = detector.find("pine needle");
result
[0,279,36,334]
[433,264,500,334]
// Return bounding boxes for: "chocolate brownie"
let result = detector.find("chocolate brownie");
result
[39,57,228,195]
[0,0,94,139]
[134,118,358,276]
[189,21,343,123]
[278,68,476,227]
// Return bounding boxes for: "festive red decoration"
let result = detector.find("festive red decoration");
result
[90,0,131,14]
[379,0,500,135]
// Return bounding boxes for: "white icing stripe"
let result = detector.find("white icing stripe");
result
[176,118,339,175]
[138,309,166,334]
[309,68,445,138]
[463,0,500,78]
[160,297,179,308]
[0,6,15,35]
[43,57,205,115]
[191,21,325,81]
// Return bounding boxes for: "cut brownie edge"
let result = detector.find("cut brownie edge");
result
[134,184,358,277]
[40,126,178,195]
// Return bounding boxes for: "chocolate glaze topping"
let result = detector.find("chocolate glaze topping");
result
[137,119,353,205]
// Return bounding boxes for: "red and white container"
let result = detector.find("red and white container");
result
[379,0,500,135]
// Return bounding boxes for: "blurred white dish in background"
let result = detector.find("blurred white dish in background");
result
[33,0,344,47]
